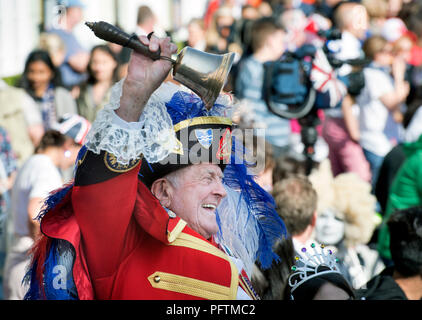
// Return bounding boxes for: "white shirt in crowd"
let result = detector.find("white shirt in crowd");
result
[11,154,63,238]
[356,67,401,157]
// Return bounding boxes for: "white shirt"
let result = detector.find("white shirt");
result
[10,154,63,237]
[356,67,396,156]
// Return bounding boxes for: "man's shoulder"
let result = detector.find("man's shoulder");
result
[170,227,239,276]
[173,227,231,261]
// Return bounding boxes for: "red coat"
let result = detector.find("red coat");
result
[39,150,250,300]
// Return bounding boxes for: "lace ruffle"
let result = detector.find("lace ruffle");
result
[85,79,177,165]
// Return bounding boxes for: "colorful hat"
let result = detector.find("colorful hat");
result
[138,89,233,188]
[288,243,355,300]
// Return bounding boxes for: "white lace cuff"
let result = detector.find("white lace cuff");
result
[85,78,178,165]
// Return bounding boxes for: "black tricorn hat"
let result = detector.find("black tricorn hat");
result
[138,85,234,188]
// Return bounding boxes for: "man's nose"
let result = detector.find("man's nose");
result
[214,180,227,199]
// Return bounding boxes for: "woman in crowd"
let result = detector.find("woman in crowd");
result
[76,45,119,123]
[309,160,385,290]
[18,50,77,131]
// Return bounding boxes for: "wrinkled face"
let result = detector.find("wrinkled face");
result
[168,163,227,239]
[27,60,53,91]
[315,208,345,245]
[89,49,117,82]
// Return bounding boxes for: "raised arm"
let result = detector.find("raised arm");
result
[116,35,177,122]
[71,36,177,277]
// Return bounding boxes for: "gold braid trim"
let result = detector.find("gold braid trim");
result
[148,232,238,299]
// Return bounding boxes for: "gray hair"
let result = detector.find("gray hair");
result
[163,166,189,188]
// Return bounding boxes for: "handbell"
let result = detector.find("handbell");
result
[85,21,235,109]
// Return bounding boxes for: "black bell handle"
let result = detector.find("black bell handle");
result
[85,21,164,61]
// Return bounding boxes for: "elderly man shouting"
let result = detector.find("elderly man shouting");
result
[23,35,285,300]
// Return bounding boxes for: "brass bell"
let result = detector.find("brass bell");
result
[172,47,234,109]
[85,21,235,109]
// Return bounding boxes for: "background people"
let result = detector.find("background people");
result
[3,127,83,300]
[357,35,410,189]
[0,80,44,166]
[18,50,77,131]
[252,174,318,299]
[357,206,422,300]
[48,0,90,91]
[309,160,385,289]
[235,17,290,159]
[76,45,119,123]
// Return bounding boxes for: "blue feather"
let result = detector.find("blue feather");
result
[35,183,73,222]
[42,239,78,299]
[24,239,78,300]
[217,137,287,270]
[24,183,76,299]
[23,260,42,299]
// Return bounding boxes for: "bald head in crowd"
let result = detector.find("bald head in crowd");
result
[334,2,369,39]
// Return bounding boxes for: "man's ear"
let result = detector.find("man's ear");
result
[151,178,172,208]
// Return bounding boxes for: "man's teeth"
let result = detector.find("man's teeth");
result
[202,204,217,210]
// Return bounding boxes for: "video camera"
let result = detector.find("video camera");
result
[262,28,368,121]
[262,28,368,173]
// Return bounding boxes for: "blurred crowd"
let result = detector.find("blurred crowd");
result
[0,0,422,300]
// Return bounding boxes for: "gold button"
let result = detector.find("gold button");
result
[154,276,160,283]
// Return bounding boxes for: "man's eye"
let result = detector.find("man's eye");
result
[203,176,213,183]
